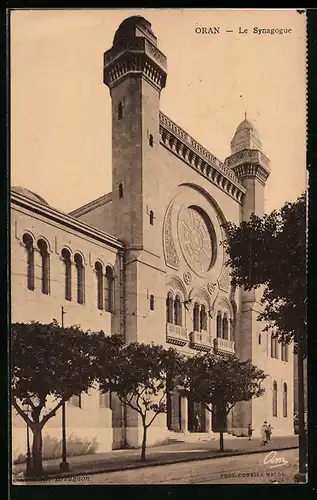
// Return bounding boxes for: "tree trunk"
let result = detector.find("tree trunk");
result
[141,425,147,461]
[219,431,224,452]
[31,425,43,477]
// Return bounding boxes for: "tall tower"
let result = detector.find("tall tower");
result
[103,16,168,447]
[103,15,168,346]
[225,117,271,432]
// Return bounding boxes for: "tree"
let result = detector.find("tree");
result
[97,343,184,461]
[184,354,266,451]
[222,193,307,479]
[222,193,306,352]
[11,321,122,477]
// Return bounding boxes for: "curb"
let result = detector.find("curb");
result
[17,445,299,482]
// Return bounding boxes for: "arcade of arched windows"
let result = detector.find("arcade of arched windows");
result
[166,291,183,327]
[216,309,232,341]
[21,232,115,312]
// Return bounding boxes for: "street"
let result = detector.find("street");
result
[22,448,300,485]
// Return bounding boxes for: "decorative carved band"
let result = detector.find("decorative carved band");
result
[104,51,167,90]
[214,337,235,354]
[104,38,167,90]
[159,113,246,204]
[218,266,231,293]
[225,149,270,170]
[163,203,179,270]
[166,323,188,346]
[189,330,213,352]
[225,149,270,186]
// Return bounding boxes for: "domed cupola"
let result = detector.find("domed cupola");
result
[230,113,263,155]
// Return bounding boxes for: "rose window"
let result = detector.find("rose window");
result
[179,206,214,274]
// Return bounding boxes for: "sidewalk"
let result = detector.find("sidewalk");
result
[13,435,298,480]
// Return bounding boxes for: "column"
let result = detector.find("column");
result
[180,397,188,433]
[205,404,212,433]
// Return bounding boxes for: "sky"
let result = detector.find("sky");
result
[10,9,307,214]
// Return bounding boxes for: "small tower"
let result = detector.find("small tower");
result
[225,115,270,218]
[225,117,271,433]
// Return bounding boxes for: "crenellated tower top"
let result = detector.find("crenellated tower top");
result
[103,16,167,92]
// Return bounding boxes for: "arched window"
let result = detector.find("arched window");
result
[150,294,155,311]
[166,292,173,323]
[271,333,276,358]
[117,101,123,120]
[258,334,261,345]
[174,294,182,326]
[283,383,287,417]
[274,337,279,359]
[222,313,229,340]
[74,253,85,304]
[216,311,222,338]
[284,344,288,362]
[95,262,103,310]
[105,266,114,312]
[149,210,154,225]
[149,134,154,147]
[281,343,289,362]
[61,248,72,301]
[200,305,207,331]
[193,302,200,332]
[23,233,34,291]
[119,183,123,198]
[37,239,50,295]
[273,381,277,417]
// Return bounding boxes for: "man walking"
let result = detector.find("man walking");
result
[261,421,269,445]
[247,423,253,441]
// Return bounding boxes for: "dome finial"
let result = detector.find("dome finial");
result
[244,110,247,121]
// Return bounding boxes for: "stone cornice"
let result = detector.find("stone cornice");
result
[11,192,124,250]
[159,112,246,204]
[104,37,167,91]
[69,192,112,218]
[224,149,271,186]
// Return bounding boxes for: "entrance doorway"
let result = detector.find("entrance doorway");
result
[188,395,206,432]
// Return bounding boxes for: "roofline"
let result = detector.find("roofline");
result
[11,191,124,250]
[69,192,112,218]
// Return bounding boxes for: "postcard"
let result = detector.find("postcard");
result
[10,9,307,485]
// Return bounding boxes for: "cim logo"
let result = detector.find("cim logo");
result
[263,451,289,468]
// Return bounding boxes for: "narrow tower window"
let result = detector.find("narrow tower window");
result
[74,253,85,305]
[37,239,50,295]
[174,294,182,326]
[22,233,34,291]
[61,248,72,301]
[117,101,123,120]
[200,305,207,331]
[193,302,200,332]
[166,292,173,323]
[150,294,155,311]
[149,134,154,147]
[258,333,261,345]
[95,262,104,310]
[283,383,288,417]
[149,210,154,225]
[105,266,114,312]
[222,313,229,339]
[216,311,222,338]
[119,183,123,198]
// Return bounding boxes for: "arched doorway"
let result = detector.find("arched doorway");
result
[188,394,206,432]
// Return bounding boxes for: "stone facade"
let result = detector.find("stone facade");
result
[11,15,294,461]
